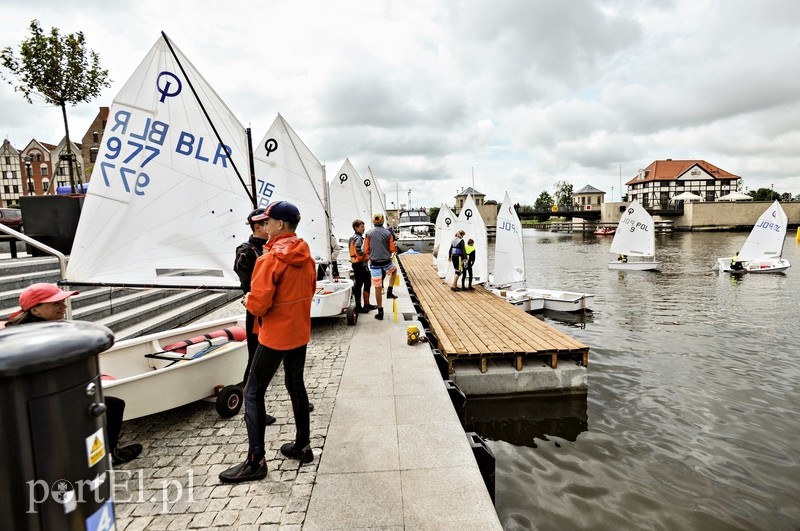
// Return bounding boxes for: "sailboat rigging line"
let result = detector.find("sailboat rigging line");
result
[59,280,241,290]
[246,127,257,208]
[160,31,255,205]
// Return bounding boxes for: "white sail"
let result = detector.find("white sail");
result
[67,34,250,287]
[493,192,525,285]
[363,166,387,224]
[453,195,488,283]
[609,200,656,257]
[433,202,456,270]
[328,158,370,239]
[252,114,329,263]
[738,200,788,261]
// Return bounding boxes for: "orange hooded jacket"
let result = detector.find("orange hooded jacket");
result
[245,232,317,350]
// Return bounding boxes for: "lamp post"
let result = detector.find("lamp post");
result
[408,189,411,210]
[611,186,614,202]
[771,183,774,200]
[24,156,33,196]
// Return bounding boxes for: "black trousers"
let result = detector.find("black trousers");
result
[105,396,125,451]
[243,310,258,384]
[244,344,310,458]
[352,262,371,305]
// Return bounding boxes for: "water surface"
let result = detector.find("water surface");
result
[467,230,800,530]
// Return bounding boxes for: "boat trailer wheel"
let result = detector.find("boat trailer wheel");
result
[216,384,243,418]
[346,305,358,326]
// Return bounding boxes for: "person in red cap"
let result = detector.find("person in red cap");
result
[220,201,317,483]
[3,283,143,466]
[5,282,79,324]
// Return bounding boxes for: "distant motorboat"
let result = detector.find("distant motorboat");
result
[394,208,435,253]
[593,226,616,235]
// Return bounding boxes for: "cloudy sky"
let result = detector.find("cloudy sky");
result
[2,0,799,208]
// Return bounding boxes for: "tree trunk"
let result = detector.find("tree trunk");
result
[61,103,78,193]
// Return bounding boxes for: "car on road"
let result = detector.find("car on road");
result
[0,208,23,231]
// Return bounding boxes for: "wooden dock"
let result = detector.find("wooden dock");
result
[398,253,589,372]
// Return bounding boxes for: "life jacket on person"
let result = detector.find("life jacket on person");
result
[162,326,247,354]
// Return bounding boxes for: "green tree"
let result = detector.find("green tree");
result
[1,20,110,192]
[553,180,573,209]
[749,187,780,201]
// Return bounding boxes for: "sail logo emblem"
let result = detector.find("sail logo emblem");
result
[264,138,278,156]
[363,178,371,187]
[464,208,473,220]
[156,71,182,102]
[339,173,348,184]
[445,217,452,227]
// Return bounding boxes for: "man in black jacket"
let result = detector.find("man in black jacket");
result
[234,208,275,425]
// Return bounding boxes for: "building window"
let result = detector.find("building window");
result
[41,165,48,176]
[43,179,50,191]
[90,147,98,162]
[92,131,99,143]
[4,156,10,165]
[34,152,42,162]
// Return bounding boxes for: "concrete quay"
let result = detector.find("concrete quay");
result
[112,279,500,530]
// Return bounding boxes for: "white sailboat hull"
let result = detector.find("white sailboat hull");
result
[488,287,545,312]
[312,279,354,317]
[101,316,248,421]
[716,257,791,274]
[609,259,662,271]
[525,289,594,312]
[395,236,435,253]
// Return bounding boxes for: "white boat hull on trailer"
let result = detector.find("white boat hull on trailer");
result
[101,316,248,421]
[716,257,791,274]
[526,289,594,312]
[609,259,662,271]
[313,279,356,322]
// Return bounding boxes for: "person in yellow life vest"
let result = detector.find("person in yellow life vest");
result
[618,254,628,263]
[462,238,476,290]
[730,251,744,271]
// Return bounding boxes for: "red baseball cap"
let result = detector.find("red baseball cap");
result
[9,283,79,319]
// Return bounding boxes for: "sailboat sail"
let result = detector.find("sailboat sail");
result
[252,114,329,263]
[493,192,525,285]
[67,34,250,287]
[363,166,387,223]
[609,200,655,257]
[738,200,788,261]
[328,158,370,239]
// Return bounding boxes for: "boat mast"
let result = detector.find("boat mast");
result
[246,127,257,208]
[161,31,255,206]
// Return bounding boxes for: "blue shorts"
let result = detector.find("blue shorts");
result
[370,261,397,287]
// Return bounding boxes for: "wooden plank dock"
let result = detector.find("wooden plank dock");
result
[398,253,589,372]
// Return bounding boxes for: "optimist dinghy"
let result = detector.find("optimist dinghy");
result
[608,200,662,271]
[716,200,791,274]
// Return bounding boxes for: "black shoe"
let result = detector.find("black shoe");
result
[265,414,276,426]
[375,310,384,320]
[280,442,313,463]
[219,454,268,483]
[386,291,398,299]
[309,403,315,412]
[357,306,372,313]
[112,443,142,466]
[363,304,378,310]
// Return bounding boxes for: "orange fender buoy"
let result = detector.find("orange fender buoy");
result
[163,326,246,354]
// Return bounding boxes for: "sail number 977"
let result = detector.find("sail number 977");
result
[99,162,150,196]
[99,135,157,195]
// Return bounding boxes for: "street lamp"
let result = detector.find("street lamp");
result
[408,189,411,210]
[771,183,774,199]
[611,186,614,202]
[24,155,33,195]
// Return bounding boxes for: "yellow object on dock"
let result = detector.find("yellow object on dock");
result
[407,325,420,345]
[796,227,800,242]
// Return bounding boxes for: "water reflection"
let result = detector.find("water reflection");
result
[534,308,595,329]
[479,230,800,529]
[466,393,588,448]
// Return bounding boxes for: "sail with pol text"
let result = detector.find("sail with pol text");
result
[67,34,251,288]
